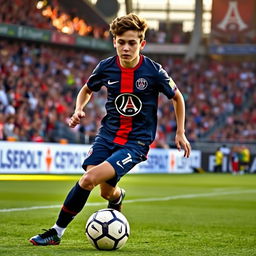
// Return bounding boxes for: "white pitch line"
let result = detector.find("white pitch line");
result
[0,189,255,213]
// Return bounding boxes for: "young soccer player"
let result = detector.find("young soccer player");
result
[29,13,191,246]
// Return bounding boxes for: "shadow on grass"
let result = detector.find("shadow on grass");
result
[0,241,154,256]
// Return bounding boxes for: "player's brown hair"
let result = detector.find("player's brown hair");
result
[110,13,148,41]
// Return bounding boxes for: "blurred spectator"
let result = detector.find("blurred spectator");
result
[214,147,223,173]
[220,144,230,172]
[239,145,251,174]
[230,145,251,175]
[3,116,16,140]
[230,146,240,175]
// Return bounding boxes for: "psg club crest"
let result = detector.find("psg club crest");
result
[115,93,142,117]
[136,78,148,90]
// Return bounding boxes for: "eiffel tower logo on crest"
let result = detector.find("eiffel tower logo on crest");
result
[120,96,138,113]
[217,1,247,31]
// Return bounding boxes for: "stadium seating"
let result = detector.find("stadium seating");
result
[0,0,255,145]
[0,38,255,145]
[0,39,100,143]
[0,0,53,29]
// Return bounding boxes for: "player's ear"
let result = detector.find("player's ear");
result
[140,40,146,50]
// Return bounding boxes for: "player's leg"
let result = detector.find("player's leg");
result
[29,162,116,246]
[99,146,149,212]
[100,182,121,201]
[79,161,116,190]
[54,162,116,233]
[100,182,126,211]
[54,140,115,235]
[29,165,94,245]
[55,164,116,232]
[29,137,114,246]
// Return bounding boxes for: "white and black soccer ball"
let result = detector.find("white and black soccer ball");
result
[85,208,130,250]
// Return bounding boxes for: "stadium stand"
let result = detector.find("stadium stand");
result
[0,0,54,29]
[0,0,255,147]
[146,28,190,44]
[0,0,109,39]
[210,106,256,142]
[159,57,256,145]
[1,37,255,145]
[0,39,101,143]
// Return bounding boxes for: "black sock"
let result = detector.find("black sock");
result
[56,182,90,228]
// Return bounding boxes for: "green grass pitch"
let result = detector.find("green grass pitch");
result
[0,173,255,256]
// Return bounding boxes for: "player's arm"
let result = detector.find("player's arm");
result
[68,84,93,128]
[172,89,191,158]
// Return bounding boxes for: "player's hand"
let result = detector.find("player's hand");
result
[175,132,191,158]
[68,110,86,128]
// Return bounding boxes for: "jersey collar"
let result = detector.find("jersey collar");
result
[116,55,144,72]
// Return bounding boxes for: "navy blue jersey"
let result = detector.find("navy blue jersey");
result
[87,55,177,147]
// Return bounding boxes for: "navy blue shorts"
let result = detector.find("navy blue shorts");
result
[82,136,149,187]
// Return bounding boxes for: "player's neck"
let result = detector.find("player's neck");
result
[119,55,140,69]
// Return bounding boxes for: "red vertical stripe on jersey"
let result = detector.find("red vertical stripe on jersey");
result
[120,72,134,93]
[113,71,134,145]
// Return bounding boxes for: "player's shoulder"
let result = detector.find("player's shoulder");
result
[142,55,169,80]
[98,56,116,69]
[91,56,116,75]
[142,55,163,72]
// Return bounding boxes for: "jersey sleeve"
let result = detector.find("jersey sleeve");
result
[86,62,103,92]
[157,66,177,99]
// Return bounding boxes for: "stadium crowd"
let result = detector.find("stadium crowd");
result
[210,106,256,142]
[0,0,54,30]
[146,26,190,44]
[0,1,255,146]
[0,38,255,146]
[0,39,100,143]
[158,57,256,145]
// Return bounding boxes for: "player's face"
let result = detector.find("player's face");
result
[113,30,146,68]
